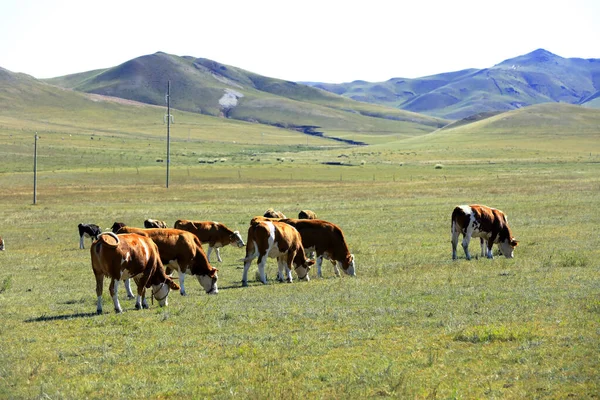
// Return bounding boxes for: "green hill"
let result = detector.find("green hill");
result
[370,103,600,163]
[44,52,448,144]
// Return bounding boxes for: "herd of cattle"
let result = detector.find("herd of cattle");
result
[4,204,518,314]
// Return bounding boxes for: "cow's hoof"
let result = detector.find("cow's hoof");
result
[180,291,187,296]
[127,295,135,300]
[96,309,102,315]
[115,308,123,314]
[242,281,248,287]
[143,303,149,309]
[135,303,142,310]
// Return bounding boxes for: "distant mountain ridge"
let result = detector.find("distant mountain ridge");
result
[305,49,600,119]
[44,52,447,141]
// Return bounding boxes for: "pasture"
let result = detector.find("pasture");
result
[0,119,599,398]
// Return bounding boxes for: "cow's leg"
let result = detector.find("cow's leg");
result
[257,255,268,284]
[140,287,149,309]
[124,278,134,299]
[79,235,85,249]
[216,247,223,263]
[109,279,123,313]
[316,255,324,277]
[207,246,214,263]
[283,255,293,283]
[486,238,495,259]
[451,223,460,260]
[480,238,486,257]
[332,260,341,277]
[94,270,104,314]
[461,232,473,261]
[241,256,254,287]
[179,271,187,296]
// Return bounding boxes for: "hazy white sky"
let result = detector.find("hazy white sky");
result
[1,0,599,83]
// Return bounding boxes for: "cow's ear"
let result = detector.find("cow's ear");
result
[511,239,519,247]
[307,259,315,266]
[211,268,219,277]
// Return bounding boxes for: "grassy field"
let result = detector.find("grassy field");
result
[1,102,599,398]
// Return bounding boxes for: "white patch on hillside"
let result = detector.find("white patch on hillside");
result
[219,89,244,108]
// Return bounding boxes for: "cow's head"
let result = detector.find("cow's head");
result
[111,222,126,234]
[151,277,180,307]
[499,238,519,259]
[342,254,356,276]
[0,236,4,251]
[197,269,219,294]
[294,259,315,281]
[230,231,245,248]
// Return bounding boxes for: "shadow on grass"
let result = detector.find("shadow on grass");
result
[25,312,99,323]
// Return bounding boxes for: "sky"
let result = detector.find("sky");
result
[1,0,599,83]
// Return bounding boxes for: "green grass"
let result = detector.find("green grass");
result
[1,154,599,398]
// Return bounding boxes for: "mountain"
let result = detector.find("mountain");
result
[304,49,600,119]
[45,52,448,143]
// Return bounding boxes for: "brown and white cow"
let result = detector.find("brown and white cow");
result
[263,208,286,219]
[144,219,168,229]
[241,219,314,286]
[91,232,180,314]
[280,218,356,278]
[298,210,317,219]
[114,225,219,295]
[451,204,519,260]
[0,236,4,251]
[173,219,245,263]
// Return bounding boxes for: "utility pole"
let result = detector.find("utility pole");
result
[33,133,38,205]
[165,81,171,188]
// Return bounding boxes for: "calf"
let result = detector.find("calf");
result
[174,219,245,262]
[78,223,102,249]
[242,219,314,286]
[144,219,168,229]
[0,236,4,251]
[280,218,356,278]
[263,208,286,218]
[451,204,519,260]
[114,225,219,295]
[91,232,179,314]
[298,210,317,219]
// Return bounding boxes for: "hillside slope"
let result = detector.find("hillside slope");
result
[305,49,600,119]
[45,52,448,143]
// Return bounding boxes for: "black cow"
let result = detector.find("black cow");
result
[78,223,101,249]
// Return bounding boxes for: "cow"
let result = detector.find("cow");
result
[78,223,102,249]
[263,208,286,218]
[279,218,356,278]
[451,204,519,260]
[298,210,317,219]
[144,219,168,229]
[113,225,218,295]
[0,236,4,251]
[173,219,245,262]
[241,219,314,286]
[91,232,180,314]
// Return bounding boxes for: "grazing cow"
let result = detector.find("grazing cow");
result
[91,232,179,314]
[451,204,519,260]
[144,219,168,229]
[298,210,317,219]
[78,223,102,249]
[263,208,286,219]
[113,225,218,295]
[242,219,314,286]
[173,219,245,262]
[0,236,4,251]
[280,218,356,278]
